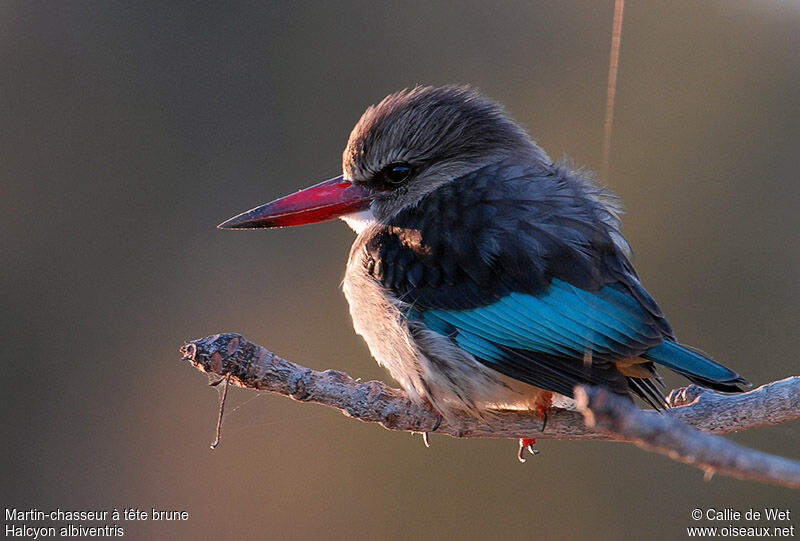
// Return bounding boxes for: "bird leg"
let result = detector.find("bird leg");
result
[538,405,549,432]
[518,399,550,462]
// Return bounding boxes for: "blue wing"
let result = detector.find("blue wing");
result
[422,280,658,360]
[417,279,665,401]
[363,161,748,403]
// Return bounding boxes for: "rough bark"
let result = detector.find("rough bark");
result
[181,332,800,488]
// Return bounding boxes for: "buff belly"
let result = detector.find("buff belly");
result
[343,254,574,420]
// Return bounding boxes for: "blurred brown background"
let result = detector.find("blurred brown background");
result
[2,1,799,539]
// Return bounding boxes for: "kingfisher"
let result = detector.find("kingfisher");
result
[219,86,748,453]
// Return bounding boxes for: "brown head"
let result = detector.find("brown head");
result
[219,85,549,229]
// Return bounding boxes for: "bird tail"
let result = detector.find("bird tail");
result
[642,340,750,393]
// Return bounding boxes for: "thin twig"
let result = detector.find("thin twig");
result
[209,372,232,449]
[601,0,625,181]
[181,333,800,488]
[575,386,800,488]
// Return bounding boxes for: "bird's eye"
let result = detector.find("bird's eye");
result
[383,163,412,185]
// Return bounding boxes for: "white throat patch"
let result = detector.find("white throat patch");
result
[340,208,376,234]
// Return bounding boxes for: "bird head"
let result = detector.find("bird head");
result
[218,85,549,231]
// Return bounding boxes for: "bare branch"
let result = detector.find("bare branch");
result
[665,379,800,432]
[575,386,800,488]
[181,332,800,487]
[181,332,605,440]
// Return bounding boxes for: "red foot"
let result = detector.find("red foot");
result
[518,438,539,462]
[518,395,551,462]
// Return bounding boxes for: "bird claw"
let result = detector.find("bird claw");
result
[518,438,540,463]
[416,410,442,448]
[536,405,549,432]
[431,411,443,432]
[412,431,432,448]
